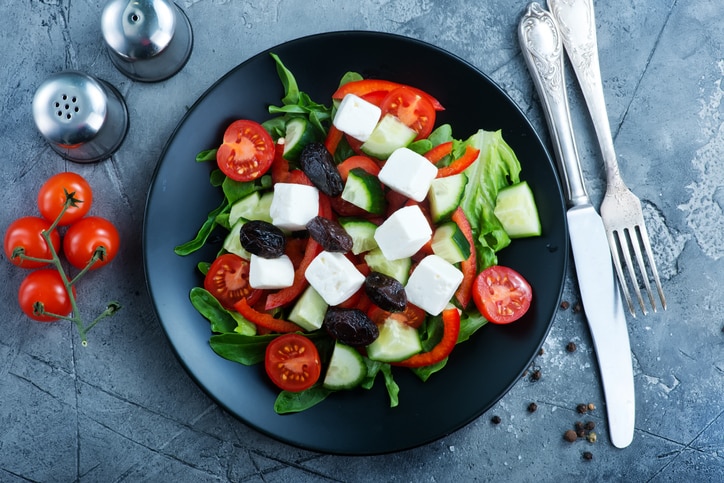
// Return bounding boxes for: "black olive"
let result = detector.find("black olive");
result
[239,220,286,258]
[306,216,353,253]
[323,307,379,346]
[364,271,407,312]
[299,142,344,197]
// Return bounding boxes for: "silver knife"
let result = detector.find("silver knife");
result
[518,3,635,448]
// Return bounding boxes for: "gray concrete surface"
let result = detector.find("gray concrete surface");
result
[1,0,722,481]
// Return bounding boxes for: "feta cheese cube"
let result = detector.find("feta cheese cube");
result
[374,204,432,260]
[332,93,382,142]
[269,183,319,231]
[249,254,294,289]
[405,254,464,315]
[378,147,438,202]
[305,251,365,305]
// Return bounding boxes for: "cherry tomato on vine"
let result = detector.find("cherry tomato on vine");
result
[216,120,275,182]
[264,333,321,392]
[37,172,93,226]
[3,216,61,268]
[204,253,261,310]
[472,265,533,324]
[63,216,120,270]
[18,269,75,322]
[379,86,437,140]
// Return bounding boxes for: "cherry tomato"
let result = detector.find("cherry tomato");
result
[380,86,436,140]
[63,217,120,270]
[264,333,321,392]
[216,120,274,182]
[37,172,92,226]
[472,265,533,324]
[204,253,260,310]
[3,216,61,269]
[18,269,74,322]
[368,303,426,329]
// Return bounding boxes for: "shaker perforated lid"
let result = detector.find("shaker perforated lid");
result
[101,0,193,82]
[32,71,128,163]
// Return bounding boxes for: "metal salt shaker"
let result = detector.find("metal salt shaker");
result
[32,71,129,163]
[101,0,193,82]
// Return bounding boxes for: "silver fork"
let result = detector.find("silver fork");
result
[547,0,666,316]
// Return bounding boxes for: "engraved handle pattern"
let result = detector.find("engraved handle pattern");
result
[518,2,589,206]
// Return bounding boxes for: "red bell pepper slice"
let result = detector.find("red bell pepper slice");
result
[451,207,476,308]
[324,125,343,155]
[337,155,381,181]
[393,306,461,368]
[332,79,445,111]
[234,298,302,333]
[265,238,322,310]
[424,143,481,178]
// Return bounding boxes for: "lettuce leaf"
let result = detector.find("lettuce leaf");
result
[459,129,522,269]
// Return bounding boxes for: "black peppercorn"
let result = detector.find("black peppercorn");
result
[566,342,577,352]
[577,403,588,414]
[585,421,596,431]
[583,451,593,461]
[491,415,501,425]
[531,369,542,381]
[528,402,538,413]
[560,300,570,310]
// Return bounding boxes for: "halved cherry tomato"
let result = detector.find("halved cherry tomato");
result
[216,120,274,182]
[18,269,74,322]
[37,172,93,226]
[332,79,445,111]
[4,216,60,269]
[368,303,426,330]
[380,86,436,140]
[472,265,532,324]
[337,155,381,181]
[204,253,260,310]
[264,333,321,392]
[63,216,120,270]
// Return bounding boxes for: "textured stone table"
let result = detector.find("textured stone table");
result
[1,1,721,481]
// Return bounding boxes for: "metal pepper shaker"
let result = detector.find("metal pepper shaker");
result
[32,71,129,163]
[101,0,193,82]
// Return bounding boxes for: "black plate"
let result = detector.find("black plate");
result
[143,31,568,455]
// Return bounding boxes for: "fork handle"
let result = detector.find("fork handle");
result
[547,0,623,186]
[518,3,590,207]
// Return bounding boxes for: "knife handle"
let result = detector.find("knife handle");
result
[518,3,589,207]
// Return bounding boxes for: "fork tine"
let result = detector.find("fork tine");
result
[607,229,637,317]
[637,224,667,311]
[616,228,649,316]
[630,226,657,312]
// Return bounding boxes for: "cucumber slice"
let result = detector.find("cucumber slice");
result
[222,219,251,259]
[494,181,542,238]
[366,317,422,363]
[283,117,317,161]
[361,114,417,159]
[341,168,386,215]
[323,342,368,390]
[229,191,274,226]
[431,221,471,264]
[287,285,328,331]
[429,172,468,223]
[339,217,379,255]
[364,248,411,284]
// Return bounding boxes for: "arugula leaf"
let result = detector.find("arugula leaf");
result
[274,386,331,414]
[209,333,278,366]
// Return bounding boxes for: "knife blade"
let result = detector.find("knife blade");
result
[518,3,635,448]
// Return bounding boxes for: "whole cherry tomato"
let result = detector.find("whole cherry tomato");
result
[18,269,74,322]
[3,216,61,269]
[63,217,120,270]
[37,172,93,226]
